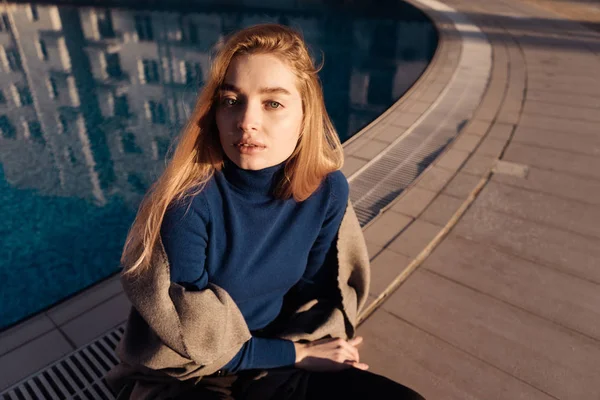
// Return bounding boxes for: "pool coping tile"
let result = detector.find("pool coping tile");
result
[47,273,123,326]
[0,329,74,390]
[0,314,56,358]
[59,292,131,348]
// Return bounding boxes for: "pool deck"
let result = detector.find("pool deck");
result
[2,0,600,397]
[357,0,600,399]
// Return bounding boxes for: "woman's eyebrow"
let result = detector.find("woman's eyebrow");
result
[219,82,292,96]
[259,87,292,96]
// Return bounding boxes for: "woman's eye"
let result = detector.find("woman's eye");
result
[267,101,282,109]
[221,98,237,106]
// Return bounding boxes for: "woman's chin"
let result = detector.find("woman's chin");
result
[228,153,270,171]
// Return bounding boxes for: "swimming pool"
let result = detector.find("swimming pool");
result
[0,1,437,331]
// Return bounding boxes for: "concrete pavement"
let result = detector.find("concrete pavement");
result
[357,1,600,399]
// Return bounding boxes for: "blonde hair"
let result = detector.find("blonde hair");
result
[121,23,344,276]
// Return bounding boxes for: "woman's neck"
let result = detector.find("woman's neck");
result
[221,157,286,196]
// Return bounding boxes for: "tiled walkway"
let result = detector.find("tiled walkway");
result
[2,0,600,398]
[357,0,600,399]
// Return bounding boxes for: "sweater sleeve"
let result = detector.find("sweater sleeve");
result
[299,171,350,298]
[160,196,296,373]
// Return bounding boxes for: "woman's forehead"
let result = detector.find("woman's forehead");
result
[222,54,300,96]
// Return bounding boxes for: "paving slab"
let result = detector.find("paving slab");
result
[369,249,412,297]
[389,186,438,218]
[475,136,507,158]
[522,100,600,123]
[341,155,369,177]
[521,0,600,28]
[475,82,507,122]
[415,166,455,192]
[387,219,440,257]
[363,211,413,247]
[0,330,73,390]
[463,119,491,137]
[503,141,600,180]
[442,171,482,199]
[453,205,600,284]
[512,126,600,156]
[518,114,600,136]
[525,62,600,75]
[524,58,593,70]
[381,270,600,400]
[525,65,600,78]
[472,53,508,122]
[524,51,599,65]
[388,111,424,130]
[528,62,600,76]
[406,101,434,114]
[46,274,122,326]
[435,148,471,171]
[526,80,600,96]
[491,164,600,205]
[0,314,55,357]
[59,293,130,348]
[526,90,600,108]
[343,136,372,157]
[423,235,600,340]
[358,310,555,400]
[420,193,464,227]
[524,51,600,64]
[487,122,514,140]
[461,154,496,176]
[474,180,600,239]
[452,133,481,152]
[527,75,600,88]
[372,124,413,143]
[366,241,384,261]
[417,82,449,103]
[350,139,390,160]
[497,78,525,125]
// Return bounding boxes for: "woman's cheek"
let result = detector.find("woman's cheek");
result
[274,111,301,133]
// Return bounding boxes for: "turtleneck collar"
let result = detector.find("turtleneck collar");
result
[221,156,286,197]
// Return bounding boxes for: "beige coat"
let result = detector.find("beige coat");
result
[105,201,370,399]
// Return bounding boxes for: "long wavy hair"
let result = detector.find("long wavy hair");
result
[121,23,344,276]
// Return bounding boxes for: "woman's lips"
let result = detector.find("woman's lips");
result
[233,142,266,155]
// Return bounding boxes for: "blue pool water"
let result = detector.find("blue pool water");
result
[0,1,436,330]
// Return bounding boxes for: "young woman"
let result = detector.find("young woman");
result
[107,23,424,400]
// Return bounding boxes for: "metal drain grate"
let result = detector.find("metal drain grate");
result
[349,15,491,227]
[1,325,125,400]
[351,134,455,226]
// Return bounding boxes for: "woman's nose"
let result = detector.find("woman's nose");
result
[237,101,262,132]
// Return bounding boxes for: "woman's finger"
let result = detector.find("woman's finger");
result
[340,340,360,363]
[328,340,357,363]
[348,336,363,346]
[344,360,369,370]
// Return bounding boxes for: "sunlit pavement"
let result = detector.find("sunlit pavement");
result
[357,1,600,399]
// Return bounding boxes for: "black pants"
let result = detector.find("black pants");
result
[178,367,425,400]
[304,368,424,400]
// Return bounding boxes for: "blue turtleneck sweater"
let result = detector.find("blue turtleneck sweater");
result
[159,158,349,373]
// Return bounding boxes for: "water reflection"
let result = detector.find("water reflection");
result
[0,1,436,329]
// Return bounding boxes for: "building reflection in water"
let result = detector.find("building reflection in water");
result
[0,1,436,329]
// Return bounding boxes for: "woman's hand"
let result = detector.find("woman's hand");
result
[294,337,369,372]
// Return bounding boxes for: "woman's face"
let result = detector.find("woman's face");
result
[215,53,304,170]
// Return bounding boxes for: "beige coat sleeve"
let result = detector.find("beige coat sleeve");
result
[274,200,371,342]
